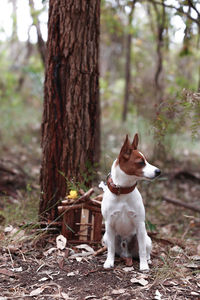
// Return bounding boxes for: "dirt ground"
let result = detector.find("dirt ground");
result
[0,231,200,300]
[0,157,200,299]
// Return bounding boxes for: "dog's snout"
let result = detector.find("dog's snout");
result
[155,169,161,177]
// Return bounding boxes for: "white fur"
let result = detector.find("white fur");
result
[101,159,154,271]
[139,152,159,179]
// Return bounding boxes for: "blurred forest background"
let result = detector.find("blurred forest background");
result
[1,1,200,298]
[0,0,200,227]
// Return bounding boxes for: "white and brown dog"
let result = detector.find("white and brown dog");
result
[100,134,161,271]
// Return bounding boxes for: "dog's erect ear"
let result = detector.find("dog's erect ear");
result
[132,133,139,150]
[119,134,132,160]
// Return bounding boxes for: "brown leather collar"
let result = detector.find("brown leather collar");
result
[107,176,137,195]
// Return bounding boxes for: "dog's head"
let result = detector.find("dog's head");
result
[118,134,161,180]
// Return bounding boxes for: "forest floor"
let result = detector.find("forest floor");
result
[0,219,200,300]
[0,140,200,299]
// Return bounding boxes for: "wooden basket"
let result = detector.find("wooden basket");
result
[58,189,102,244]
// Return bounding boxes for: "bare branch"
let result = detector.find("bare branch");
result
[187,0,200,18]
[145,0,200,26]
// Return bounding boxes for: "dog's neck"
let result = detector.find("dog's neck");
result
[111,159,138,187]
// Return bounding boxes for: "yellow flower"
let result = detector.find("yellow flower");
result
[68,190,78,199]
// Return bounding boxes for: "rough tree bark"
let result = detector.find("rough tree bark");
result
[40,0,100,221]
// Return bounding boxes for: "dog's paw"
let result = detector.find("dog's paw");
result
[103,259,114,269]
[139,262,149,272]
[147,259,152,265]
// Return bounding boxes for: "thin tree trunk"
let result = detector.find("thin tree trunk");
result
[16,38,33,92]
[153,0,165,105]
[11,0,18,41]
[40,0,100,221]
[122,33,132,122]
[29,0,46,65]
[122,0,136,122]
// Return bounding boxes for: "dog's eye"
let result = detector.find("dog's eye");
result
[137,160,145,166]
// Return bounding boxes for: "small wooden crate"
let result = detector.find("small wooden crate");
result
[58,189,102,244]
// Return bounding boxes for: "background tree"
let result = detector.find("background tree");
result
[122,0,137,122]
[29,0,46,65]
[39,0,101,221]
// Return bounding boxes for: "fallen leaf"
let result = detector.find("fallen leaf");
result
[191,292,199,296]
[4,225,14,233]
[11,267,22,272]
[190,255,200,261]
[75,244,94,253]
[154,289,162,300]
[75,257,83,262]
[184,263,199,269]
[85,295,97,299]
[56,235,67,250]
[130,277,148,286]
[123,266,134,272]
[39,277,49,282]
[61,292,70,300]
[30,287,45,296]
[171,245,183,253]
[112,289,126,295]
[67,271,79,277]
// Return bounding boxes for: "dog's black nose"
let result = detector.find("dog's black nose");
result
[155,169,161,177]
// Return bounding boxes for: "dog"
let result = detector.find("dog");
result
[100,134,161,271]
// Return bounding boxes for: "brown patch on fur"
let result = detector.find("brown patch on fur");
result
[118,134,146,176]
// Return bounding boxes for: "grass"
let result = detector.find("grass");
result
[1,190,40,227]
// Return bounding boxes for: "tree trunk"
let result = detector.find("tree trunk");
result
[11,0,18,42]
[29,0,46,65]
[40,0,100,221]
[153,0,166,105]
[122,33,132,122]
[122,1,136,122]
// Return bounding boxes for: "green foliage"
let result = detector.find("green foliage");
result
[59,160,99,194]
[146,220,157,232]
[153,90,200,157]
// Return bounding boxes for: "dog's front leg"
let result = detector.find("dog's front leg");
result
[103,224,115,269]
[136,221,149,271]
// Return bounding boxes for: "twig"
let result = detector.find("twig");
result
[163,196,200,213]
[36,263,46,273]
[147,0,200,26]
[7,247,14,268]
[19,249,26,261]
[83,267,106,276]
[93,246,107,256]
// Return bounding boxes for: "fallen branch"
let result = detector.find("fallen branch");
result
[163,196,200,213]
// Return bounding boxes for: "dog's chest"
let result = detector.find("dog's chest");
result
[102,189,144,237]
[111,203,136,236]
